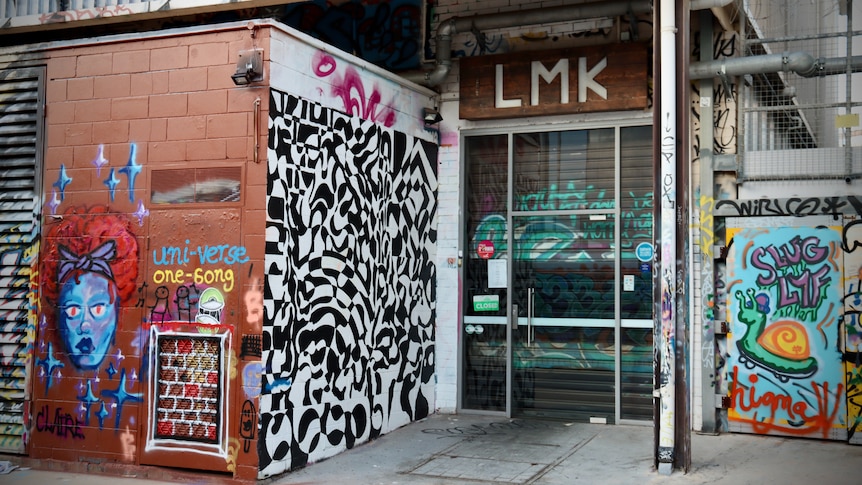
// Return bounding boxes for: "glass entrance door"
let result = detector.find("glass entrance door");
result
[510,214,617,421]
[460,126,654,422]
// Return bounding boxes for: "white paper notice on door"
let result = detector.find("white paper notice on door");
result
[487,258,507,288]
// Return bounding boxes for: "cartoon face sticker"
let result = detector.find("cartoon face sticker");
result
[196,287,225,324]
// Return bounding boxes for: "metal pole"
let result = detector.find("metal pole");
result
[698,8,718,437]
[658,0,678,475]
[846,1,853,182]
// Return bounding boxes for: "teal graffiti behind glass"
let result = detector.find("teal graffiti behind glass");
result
[461,125,654,422]
[620,125,654,420]
[463,134,508,412]
[621,125,654,320]
[514,129,614,212]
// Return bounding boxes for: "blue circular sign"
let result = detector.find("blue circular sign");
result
[635,242,654,262]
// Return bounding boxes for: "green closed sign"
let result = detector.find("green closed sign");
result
[473,295,499,312]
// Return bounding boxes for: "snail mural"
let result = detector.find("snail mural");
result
[734,288,818,382]
[726,222,846,440]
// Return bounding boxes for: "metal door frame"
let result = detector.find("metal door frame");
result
[457,114,653,425]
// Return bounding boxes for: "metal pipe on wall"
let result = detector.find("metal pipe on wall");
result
[690,52,862,79]
[657,0,677,475]
[696,8,718,437]
[690,0,734,32]
[404,0,653,87]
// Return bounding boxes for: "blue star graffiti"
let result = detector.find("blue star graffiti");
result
[101,368,144,428]
[39,142,149,432]
[52,165,72,201]
[118,143,142,203]
[104,168,120,201]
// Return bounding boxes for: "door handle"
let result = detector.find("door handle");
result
[512,303,518,330]
[527,288,534,346]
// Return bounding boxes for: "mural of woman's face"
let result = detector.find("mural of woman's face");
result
[59,272,118,369]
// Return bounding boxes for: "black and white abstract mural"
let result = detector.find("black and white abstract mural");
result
[260,90,438,476]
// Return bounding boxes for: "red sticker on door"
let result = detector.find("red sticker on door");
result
[477,240,495,259]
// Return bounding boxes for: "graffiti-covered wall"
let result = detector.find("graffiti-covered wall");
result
[724,216,853,440]
[268,25,437,142]
[845,218,862,443]
[694,7,862,443]
[31,24,266,480]
[0,66,43,454]
[260,89,438,476]
[14,17,437,479]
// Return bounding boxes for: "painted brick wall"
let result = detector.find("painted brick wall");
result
[34,25,268,481]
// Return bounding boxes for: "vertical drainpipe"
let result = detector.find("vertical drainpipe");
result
[845,3,853,181]
[697,9,717,436]
[657,0,678,475]
[676,2,692,473]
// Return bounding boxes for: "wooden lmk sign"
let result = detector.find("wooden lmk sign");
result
[459,43,648,120]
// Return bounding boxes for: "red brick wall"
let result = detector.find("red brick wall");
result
[33,25,269,480]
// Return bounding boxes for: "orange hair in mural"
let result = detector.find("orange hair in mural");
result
[41,205,139,322]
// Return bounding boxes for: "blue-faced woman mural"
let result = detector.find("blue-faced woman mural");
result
[42,206,139,371]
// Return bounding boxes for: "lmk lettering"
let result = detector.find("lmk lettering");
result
[495,57,608,108]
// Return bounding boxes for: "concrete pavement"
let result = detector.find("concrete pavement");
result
[2,413,861,484]
[272,414,861,485]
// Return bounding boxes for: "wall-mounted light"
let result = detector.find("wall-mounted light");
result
[232,48,264,86]
[423,107,443,125]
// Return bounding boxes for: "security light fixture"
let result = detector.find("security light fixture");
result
[232,48,264,86]
[423,107,443,125]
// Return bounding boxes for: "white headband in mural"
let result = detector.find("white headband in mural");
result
[57,240,117,283]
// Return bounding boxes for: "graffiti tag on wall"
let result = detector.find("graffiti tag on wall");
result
[843,219,862,443]
[35,1,424,71]
[726,224,846,439]
[152,240,248,293]
[312,50,397,127]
